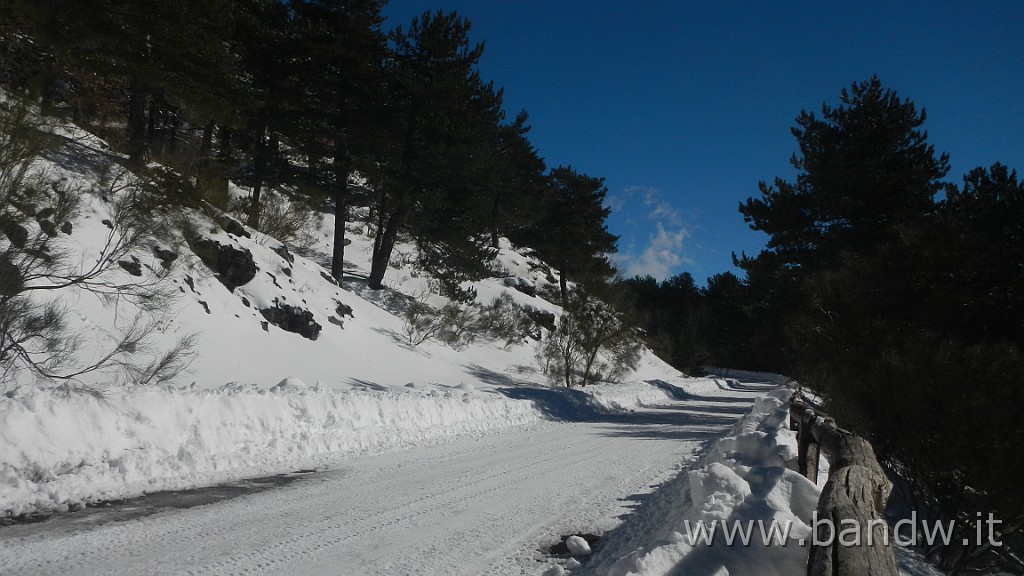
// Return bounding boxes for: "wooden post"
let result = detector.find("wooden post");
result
[790,395,897,576]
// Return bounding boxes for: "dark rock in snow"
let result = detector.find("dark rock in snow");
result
[152,246,179,269]
[37,219,57,237]
[260,302,321,340]
[527,309,556,332]
[214,213,251,238]
[60,221,72,235]
[272,243,294,264]
[0,215,29,248]
[187,235,257,291]
[502,276,536,297]
[334,300,354,318]
[118,257,142,276]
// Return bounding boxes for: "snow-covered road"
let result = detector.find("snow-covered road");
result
[0,386,770,576]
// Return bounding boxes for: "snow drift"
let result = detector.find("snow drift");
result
[587,388,819,576]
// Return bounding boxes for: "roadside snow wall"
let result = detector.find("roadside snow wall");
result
[588,388,820,576]
[0,381,542,517]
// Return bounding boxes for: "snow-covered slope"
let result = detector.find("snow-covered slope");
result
[1,117,695,517]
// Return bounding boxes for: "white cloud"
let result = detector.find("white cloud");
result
[611,185,694,279]
[615,222,692,279]
[625,186,684,226]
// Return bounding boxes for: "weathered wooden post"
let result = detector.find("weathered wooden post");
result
[791,394,898,576]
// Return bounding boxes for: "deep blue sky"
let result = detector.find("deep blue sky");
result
[381,1,1024,283]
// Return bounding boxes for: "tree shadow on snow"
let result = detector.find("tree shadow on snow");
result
[345,378,389,391]
[646,379,755,403]
[469,365,757,442]
[711,378,778,393]
[589,404,749,442]
[464,363,533,388]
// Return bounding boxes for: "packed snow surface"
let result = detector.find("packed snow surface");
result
[0,378,776,576]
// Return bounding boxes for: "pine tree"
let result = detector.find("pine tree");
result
[740,76,949,271]
[930,163,1024,341]
[366,10,504,297]
[231,0,301,225]
[488,110,548,249]
[14,0,242,168]
[737,77,952,375]
[533,165,618,305]
[289,0,386,282]
[737,78,1024,557]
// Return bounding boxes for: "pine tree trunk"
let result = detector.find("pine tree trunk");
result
[369,102,417,290]
[247,124,267,229]
[127,76,149,168]
[248,178,263,229]
[559,269,569,306]
[490,192,501,249]
[331,138,350,282]
[169,111,179,148]
[368,203,407,290]
[332,185,347,282]
[217,127,232,160]
[201,121,214,155]
[581,348,600,387]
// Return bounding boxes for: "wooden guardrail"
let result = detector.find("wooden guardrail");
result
[790,393,898,576]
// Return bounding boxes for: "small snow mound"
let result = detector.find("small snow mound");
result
[541,564,565,576]
[456,382,475,393]
[566,534,592,556]
[271,377,308,393]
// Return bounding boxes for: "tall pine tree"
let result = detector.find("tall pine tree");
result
[289,0,386,282]
[533,165,618,305]
[366,10,503,297]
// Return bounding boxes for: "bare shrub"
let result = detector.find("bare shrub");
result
[230,188,323,250]
[0,97,194,389]
[475,293,534,348]
[403,298,476,349]
[537,291,643,388]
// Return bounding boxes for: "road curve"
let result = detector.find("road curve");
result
[0,384,771,576]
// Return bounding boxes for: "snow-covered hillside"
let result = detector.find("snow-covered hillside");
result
[1,113,698,517]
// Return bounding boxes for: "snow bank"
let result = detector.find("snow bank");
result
[0,376,694,518]
[588,388,818,576]
[0,380,541,517]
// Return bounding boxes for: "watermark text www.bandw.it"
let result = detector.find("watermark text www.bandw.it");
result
[680,512,1004,547]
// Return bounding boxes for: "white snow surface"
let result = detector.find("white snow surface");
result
[0,381,542,516]
[1,381,774,576]
[0,107,943,576]
[579,390,940,576]
[584,389,816,576]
